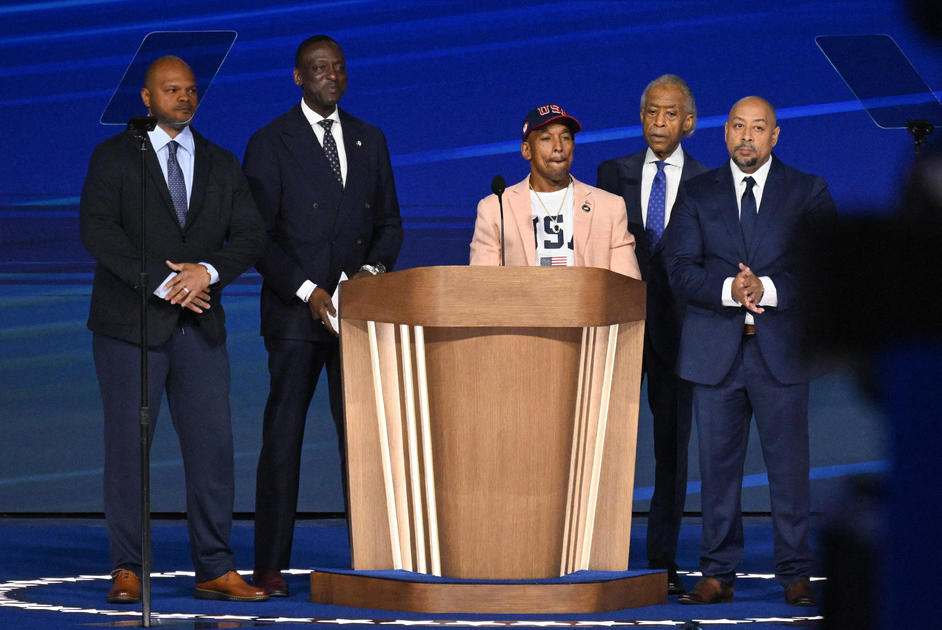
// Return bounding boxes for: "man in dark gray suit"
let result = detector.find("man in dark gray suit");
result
[596,74,708,595]
[81,55,267,603]
[243,35,403,597]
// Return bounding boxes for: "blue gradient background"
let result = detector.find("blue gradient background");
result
[2,0,930,513]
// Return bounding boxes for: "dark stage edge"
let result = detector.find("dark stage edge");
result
[310,568,667,613]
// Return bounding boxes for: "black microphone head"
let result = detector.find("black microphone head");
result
[491,175,506,196]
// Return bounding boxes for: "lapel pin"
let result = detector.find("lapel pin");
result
[356,140,362,147]
[582,202,591,212]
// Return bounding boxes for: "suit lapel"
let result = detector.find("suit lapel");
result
[625,153,644,229]
[508,178,536,266]
[186,130,209,230]
[140,134,179,225]
[282,104,339,189]
[716,166,749,261]
[340,109,365,192]
[572,177,594,266]
[749,157,783,259]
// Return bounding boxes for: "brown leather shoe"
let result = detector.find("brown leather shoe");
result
[253,568,289,597]
[107,569,141,604]
[194,570,269,601]
[677,576,734,604]
[784,578,816,606]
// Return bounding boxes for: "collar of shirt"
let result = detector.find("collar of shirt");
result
[644,145,685,171]
[730,156,772,212]
[146,125,194,199]
[301,99,341,133]
[147,124,194,156]
[641,144,686,226]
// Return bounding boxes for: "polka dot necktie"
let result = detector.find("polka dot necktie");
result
[318,119,343,185]
[740,176,758,249]
[166,140,188,227]
[646,160,667,243]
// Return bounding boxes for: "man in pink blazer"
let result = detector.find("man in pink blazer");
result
[470,104,641,280]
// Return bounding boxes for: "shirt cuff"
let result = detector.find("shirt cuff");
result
[758,276,778,307]
[722,276,739,306]
[198,262,219,285]
[296,280,317,303]
[154,271,177,298]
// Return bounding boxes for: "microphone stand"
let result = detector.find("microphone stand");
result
[906,120,934,155]
[127,115,157,628]
[491,176,506,266]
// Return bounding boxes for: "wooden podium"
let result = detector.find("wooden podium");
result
[310,266,663,613]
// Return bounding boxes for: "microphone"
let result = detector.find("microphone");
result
[491,175,506,266]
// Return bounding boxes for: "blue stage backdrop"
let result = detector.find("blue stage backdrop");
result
[1,1,929,514]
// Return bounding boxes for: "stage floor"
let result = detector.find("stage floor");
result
[0,516,827,629]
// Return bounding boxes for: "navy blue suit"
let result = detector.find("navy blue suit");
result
[243,104,402,570]
[597,149,708,571]
[664,155,836,585]
[80,127,266,582]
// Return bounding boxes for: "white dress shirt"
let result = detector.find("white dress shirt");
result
[300,99,347,186]
[149,124,194,201]
[640,145,685,228]
[147,125,218,293]
[296,101,346,302]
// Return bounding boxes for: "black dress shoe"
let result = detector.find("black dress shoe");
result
[253,568,289,597]
[678,576,734,604]
[784,578,816,606]
[667,566,687,595]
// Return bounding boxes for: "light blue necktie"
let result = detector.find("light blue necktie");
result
[166,140,188,227]
[647,160,667,243]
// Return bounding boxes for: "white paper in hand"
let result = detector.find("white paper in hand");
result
[327,271,347,335]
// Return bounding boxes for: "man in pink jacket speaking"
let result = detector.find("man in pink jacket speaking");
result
[470,104,640,280]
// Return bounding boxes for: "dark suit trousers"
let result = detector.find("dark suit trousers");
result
[254,336,344,570]
[692,335,813,585]
[644,337,692,569]
[93,325,236,583]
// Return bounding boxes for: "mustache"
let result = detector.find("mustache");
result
[736,142,757,151]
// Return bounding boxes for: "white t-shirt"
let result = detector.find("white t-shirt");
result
[530,181,575,267]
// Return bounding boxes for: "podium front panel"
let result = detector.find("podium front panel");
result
[339,267,644,580]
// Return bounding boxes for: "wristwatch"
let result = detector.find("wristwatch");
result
[359,262,386,276]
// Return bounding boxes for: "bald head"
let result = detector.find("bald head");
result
[731,96,777,126]
[141,56,198,136]
[724,96,780,173]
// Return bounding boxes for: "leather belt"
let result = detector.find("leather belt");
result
[743,324,756,336]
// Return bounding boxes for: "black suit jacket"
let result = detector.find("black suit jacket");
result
[80,128,266,347]
[664,156,837,385]
[243,104,403,342]
[597,149,709,362]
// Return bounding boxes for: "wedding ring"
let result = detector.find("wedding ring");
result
[182,287,190,294]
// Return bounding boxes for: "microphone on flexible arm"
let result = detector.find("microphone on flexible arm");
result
[491,175,507,266]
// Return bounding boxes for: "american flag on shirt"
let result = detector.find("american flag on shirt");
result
[540,256,568,267]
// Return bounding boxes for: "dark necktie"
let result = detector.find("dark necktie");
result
[166,140,188,227]
[318,119,343,185]
[740,176,757,249]
[646,160,667,243]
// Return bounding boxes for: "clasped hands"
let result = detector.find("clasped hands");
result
[731,262,764,314]
[160,260,212,313]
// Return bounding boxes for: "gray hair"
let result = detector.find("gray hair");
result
[640,74,697,137]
